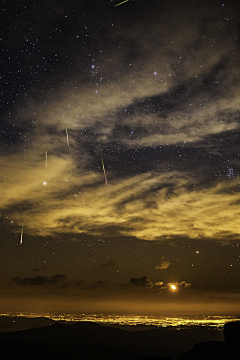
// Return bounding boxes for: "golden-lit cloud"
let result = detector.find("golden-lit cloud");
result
[2,144,240,243]
[167,281,192,292]
[129,277,191,292]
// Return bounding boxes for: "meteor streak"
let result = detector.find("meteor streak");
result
[66,127,69,146]
[101,156,108,186]
[115,0,129,6]
[20,226,23,245]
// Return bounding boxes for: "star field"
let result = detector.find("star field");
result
[1,0,240,315]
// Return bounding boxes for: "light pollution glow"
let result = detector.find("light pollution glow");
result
[3,311,240,329]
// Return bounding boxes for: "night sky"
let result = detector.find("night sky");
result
[1,0,240,316]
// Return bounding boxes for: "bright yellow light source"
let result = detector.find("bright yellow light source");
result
[170,284,177,291]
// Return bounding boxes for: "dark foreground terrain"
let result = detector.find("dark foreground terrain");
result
[0,316,239,359]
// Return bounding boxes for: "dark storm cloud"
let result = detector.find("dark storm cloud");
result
[12,276,48,286]
[12,274,67,287]
[76,279,84,286]
[50,274,66,284]
[81,280,107,290]
[101,260,116,267]
[95,280,106,288]
[130,276,153,288]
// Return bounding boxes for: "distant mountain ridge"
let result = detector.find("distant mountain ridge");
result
[0,315,226,359]
[0,315,56,332]
[3,317,240,359]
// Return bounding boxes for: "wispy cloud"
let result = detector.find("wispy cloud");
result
[155,257,171,270]
[2,155,240,242]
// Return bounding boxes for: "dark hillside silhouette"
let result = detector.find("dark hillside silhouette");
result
[0,316,228,359]
[178,321,240,359]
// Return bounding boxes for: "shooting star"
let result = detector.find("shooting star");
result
[20,226,23,245]
[66,127,69,146]
[115,0,129,6]
[101,156,108,186]
[45,150,47,167]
